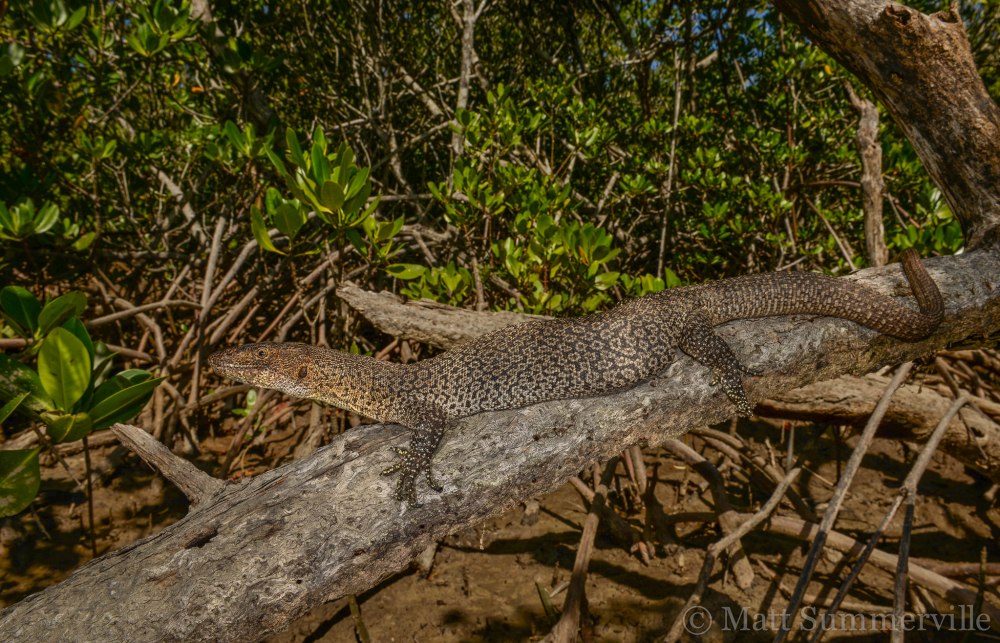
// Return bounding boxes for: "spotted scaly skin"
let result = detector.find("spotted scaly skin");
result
[208,249,943,504]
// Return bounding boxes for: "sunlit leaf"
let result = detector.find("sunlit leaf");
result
[250,206,283,254]
[386,264,426,280]
[285,128,305,168]
[62,317,95,363]
[44,411,92,443]
[319,180,345,212]
[38,327,91,411]
[32,202,59,234]
[37,291,87,336]
[273,202,305,239]
[0,392,28,426]
[89,375,164,429]
[0,354,53,418]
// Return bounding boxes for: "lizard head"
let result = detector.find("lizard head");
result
[208,342,390,414]
[208,343,318,398]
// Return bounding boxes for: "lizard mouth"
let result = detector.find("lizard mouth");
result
[207,349,254,380]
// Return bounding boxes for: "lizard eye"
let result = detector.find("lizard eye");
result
[256,348,267,358]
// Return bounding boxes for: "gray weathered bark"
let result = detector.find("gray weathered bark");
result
[1,251,998,642]
[756,373,1000,482]
[774,0,1000,247]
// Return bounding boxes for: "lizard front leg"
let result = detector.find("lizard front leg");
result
[381,422,447,504]
[678,311,761,416]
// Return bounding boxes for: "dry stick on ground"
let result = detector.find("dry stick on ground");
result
[566,475,640,557]
[651,501,1000,617]
[111,424,224,505]
[774,361,914,642]
[934,356,1000,431]
[664,467,801,643]
[690,427,818,522]
[182,217,228,412]
[5,427,119,454]
[893,395,971,643]
[761,514,1000,625]
[756,374,1000,483]
[662,438,755,589]
[806,394,971,643]
[84,300,202,328]
[546,458,619,643]
[81,434,98,557]
[221,389,277,475]
[910,560,1000,579]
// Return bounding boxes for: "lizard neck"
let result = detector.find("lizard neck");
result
[304,349,409,420]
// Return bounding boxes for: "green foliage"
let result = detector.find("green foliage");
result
[38,327,91,411]
[229,388,257,418]
[125,0,198,57]
[0,287,163,445]
[2,0,991,305]
[0,446,41,519]
[0,392,40,518]
[218,123,401,263]
[0,199,59,240]
[416,82,659,313]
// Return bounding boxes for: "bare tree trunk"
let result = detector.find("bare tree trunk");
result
[845,83,889,267]
[774,0,1000,247]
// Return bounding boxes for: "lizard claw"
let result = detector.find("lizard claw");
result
[425,469,443,493]
[380,447,409,476]
[719,370,755,417]
[382,426,446,505]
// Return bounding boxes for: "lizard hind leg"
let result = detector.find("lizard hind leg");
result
[381,423,446,504]
[678,313,758,416]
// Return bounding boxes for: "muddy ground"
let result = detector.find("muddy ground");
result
[2,411,997,642]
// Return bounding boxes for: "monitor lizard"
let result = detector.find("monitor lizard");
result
[208,249,943,504]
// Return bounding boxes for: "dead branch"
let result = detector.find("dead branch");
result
[756,374,1000,482]
[1,250,997,642]
[774,0,1000,246]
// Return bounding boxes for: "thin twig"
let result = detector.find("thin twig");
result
[775,361,913,641]
[82,434,98,557]
[664,467,801,642]
[546,458,619,642]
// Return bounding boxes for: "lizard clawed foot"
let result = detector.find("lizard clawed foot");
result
[425,469,443,493]
[718,369,755,417]
[707,369,755,416]
[382,426,446,505]
[380,446,410,476]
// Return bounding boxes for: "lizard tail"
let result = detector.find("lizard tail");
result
[697,249,944,342]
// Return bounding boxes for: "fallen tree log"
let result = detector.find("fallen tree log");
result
[1,249,998,642]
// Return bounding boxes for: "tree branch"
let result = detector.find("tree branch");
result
[774,0,1000,247]
[2,250,998,642]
